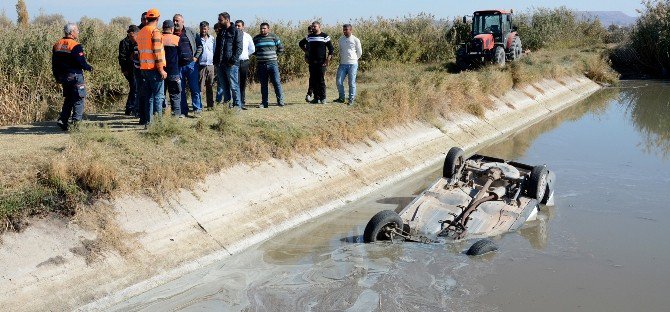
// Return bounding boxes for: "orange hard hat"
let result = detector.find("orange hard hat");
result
[146,8,160,18]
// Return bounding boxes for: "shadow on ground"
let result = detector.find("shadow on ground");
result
[0,112,142,135]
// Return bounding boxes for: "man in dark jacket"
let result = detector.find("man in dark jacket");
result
[118,25,140,115]
[214,12,244,109]
[299,21,334,104]
[173,14,204,117]
[52,22,93,131]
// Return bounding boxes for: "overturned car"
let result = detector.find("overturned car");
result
[363,147,555,256]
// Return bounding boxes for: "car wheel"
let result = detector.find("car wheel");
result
[443,147,465,179]
[527,165,548,200]
[466,239,498,256]
[363,210,404,243]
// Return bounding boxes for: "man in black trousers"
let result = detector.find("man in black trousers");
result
[299,21,334,104]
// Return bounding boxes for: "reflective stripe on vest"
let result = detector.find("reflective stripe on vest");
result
[162,34,180,47]
[137,25,165,70]
[53,38,78,54]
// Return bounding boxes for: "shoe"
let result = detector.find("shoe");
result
[319,99,327,104]
[194,111,202,118]
[278,103,285,107]
[56,120,68,131]
[348,100,354,106]
[309,99,320,104]
[333,98,345,103]
[305,94,313,102]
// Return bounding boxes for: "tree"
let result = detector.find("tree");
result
[110,16,132,27]
[16,0,28,27]
[0,10,13,27]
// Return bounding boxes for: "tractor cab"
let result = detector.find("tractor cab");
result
[471,10,514,46]
[456,9,522,69]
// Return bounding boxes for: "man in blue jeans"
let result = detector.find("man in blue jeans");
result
[253,22,285,108]
[137,8,167,126]
[173,14,203,117]
[213,19,228,105]
[214,12,244,110]
[335,24,362,105]
[52,22,93,131]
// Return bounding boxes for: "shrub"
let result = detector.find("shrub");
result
[616,0,670,77]
[515,7,607,51]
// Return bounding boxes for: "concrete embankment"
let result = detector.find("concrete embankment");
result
[0,76,601,311]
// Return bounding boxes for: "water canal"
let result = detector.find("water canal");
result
[113,80,670,311]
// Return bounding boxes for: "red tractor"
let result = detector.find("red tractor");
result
[456,9,522,70]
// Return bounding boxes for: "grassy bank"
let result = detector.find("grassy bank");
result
[0,7,619,232]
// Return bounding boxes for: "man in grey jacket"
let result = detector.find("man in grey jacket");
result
[173,14,204,117]
[214,12,244,110]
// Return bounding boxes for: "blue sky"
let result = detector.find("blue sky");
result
[2,1,641,26]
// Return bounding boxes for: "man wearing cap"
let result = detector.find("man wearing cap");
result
[136,8,167,126]
[118,24,140,115]
[173,14,203,118]
[52,22,93,131]
[162,20,182,117]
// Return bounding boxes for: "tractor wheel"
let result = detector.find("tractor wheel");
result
[509,37,520,61]
[456,47,470,71]
[515,37,523,59]
[493,46,506,66]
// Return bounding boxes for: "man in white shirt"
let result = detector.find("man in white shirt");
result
[335,24,362,105]
[198,21,216,109]
[235,20,255,107]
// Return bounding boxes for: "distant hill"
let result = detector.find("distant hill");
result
[577,11,637,27]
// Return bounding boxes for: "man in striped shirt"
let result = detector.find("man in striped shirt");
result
[253,22,285,108]
[299,21,334,104]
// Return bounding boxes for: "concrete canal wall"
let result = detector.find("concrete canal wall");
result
[0,76,601,311]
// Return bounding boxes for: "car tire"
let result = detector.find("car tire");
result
[494,46,506,66]
[466,239,498,256]
[527,165,548,200]
[363,210,404,243]
[443,147,465,179]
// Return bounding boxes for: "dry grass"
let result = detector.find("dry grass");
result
[0,48,612,231]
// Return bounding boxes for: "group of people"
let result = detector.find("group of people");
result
[51,9,363,130]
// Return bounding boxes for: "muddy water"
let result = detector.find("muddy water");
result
[113,81,670,311]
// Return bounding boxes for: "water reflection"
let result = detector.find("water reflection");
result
[619,81,670,160]
[481,88,617,159]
